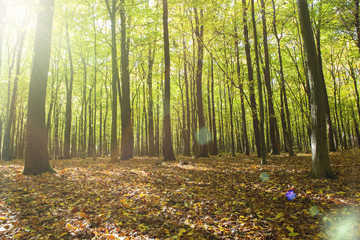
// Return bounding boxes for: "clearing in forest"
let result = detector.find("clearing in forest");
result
[0,150,360,239]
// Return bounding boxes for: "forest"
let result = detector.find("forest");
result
[0,0,360,239]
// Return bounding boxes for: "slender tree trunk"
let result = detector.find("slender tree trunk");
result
[249,0,265,161]
[2,31,25,161]
[148,46,155,156]
[120,0,133,160]
[63,23,74,159]
[194,8,209,158]
[235,20,249,155]
[105,0,119,162]
[243,0,261,157]
[162,0,175,161]
[260,0,280,155]
[272,0,295,156]
[23,0,55,175]
[183,38,191,156]
[297,0,334,178]
[210,58,218,155]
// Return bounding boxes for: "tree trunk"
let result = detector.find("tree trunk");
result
[162,0,175,161]
[210,58,218,155]
[147,46,155,156]
[105,0,119,162]
[235,20,249,156]
[194,8,209,158]
[63,22,74,159]
[243,0,261,157]
[23,0,55,175]
[260,0,280,155]
[272,0,295,156]
[183,38,191,156]
[252,0,266,164]
[120,0,133,160]
[2,31,25,161]
[297,0,334,179]
[315,24,336,152]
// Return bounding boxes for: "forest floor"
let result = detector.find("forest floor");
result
[0,150,360,239]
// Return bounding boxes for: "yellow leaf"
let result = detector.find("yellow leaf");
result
[275,213,283,219]
[286,226,294,232]
[95,198,100,202]
[178,228,187,236]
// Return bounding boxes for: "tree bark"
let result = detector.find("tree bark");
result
[272,0,295,156]
[260,0,280,155]
[194,8,209,158]
[23,0,55,175]
[147,46,155,156]
[243,0,261,157]
[120,0,133,160]
[297,0,334,178]
[63,22,74,159]
[162,0,175,161]
[2,31,25,161]
[105,0,119,162]
[250,0,265,161]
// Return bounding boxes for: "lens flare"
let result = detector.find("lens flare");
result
[285,190,296,200]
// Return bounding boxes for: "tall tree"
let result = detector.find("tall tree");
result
[242,0,261,156]
[63,22,74,159]
[105,0,119,162]
[297,0,334,178]
[260,0,280,155]
[2,31,26,161]
[272,0,295,156]
[194,8,209,158]
[251,0,267,163]
[147,45,155,156]
[23,0,55,175]
[120,0,133,160]
[162,0,175,161]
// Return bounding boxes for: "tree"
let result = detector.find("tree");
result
[2,31,26,161]
[251,0,266,163]
[63,22,74,159]
[242,0,261,157]
[105,0,119,162]
[194,8,209,158]
[120,0,133,160]
[297,0,334,178]
[162,0,175,161]
[23,0,55,175]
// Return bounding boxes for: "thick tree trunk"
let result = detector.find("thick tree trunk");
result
[297,0,334,179]
[315,26,336,152]
[162,0,175,161]
[243,0,261,157]
[120,0,133,160]
[23,0,55,175]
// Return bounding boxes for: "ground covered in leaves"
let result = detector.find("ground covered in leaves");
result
[0,150,360,239]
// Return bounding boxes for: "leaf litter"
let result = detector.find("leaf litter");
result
[0,150,359,239]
